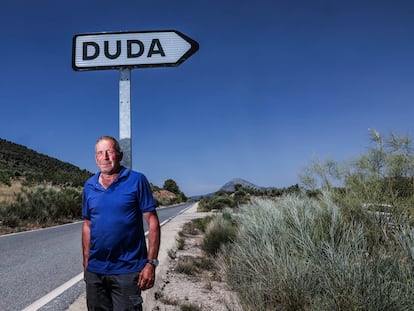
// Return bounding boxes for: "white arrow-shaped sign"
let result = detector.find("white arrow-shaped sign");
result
[72,30,199,71]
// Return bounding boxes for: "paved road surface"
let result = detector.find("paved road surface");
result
[0,202,193,311]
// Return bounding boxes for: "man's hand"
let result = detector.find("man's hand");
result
[138,263,155,290]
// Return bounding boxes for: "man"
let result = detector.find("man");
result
[82,136,160,311]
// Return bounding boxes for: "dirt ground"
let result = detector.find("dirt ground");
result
[147,232,243,311]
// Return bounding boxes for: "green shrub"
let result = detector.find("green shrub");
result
[300,130,414,219]
[198,192,237,212]
[1,214,20,228]
[0,171,11,186]
[218,195,414,311]
[182,216,214,234]
[0,184,82,228]
[175,256,199,275]
[197,197,213,212]
[202,216,237,256]
[175,255,215,276]
[176,236,185,250]
[210,196,234,210]
[180,304,202,311]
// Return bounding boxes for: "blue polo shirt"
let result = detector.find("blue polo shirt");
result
[82,167,157,274]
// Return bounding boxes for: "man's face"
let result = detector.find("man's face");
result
[95,139,123,174]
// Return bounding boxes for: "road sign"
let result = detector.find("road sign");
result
[72,29,199,169]
[72,30,199,71]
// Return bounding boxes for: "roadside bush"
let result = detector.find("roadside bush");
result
[0,184,82,227]
[209,195,233,210]
[56,187,82,219]
[181,216,214,235]
[233,189,249,205]
[0,171,11,186]
[198,194,235,212]
[0,202,20,227]
[175,256,215,276]
[218,195,414,311]
[197,197,213,212]
[299,130,414,220]
[202,215,237,256]
[176,236,185,250]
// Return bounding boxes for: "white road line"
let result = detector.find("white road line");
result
[21,273,83,311]
[0,222,82,238]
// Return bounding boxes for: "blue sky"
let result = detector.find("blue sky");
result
[1,0,414,196]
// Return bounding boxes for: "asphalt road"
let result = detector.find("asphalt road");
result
[0,202,193,311]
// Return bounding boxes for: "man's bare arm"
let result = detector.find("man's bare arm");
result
[138,211,160,290]
[82,219,91,281]
[145,211,161,260]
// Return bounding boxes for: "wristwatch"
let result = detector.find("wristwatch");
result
[147,259,159,267]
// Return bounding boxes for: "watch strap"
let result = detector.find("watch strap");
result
[147,259,159,267]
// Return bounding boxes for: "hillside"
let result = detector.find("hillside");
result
[220,177,264,192]
[0,138,92,187]
[191,178,267,200]
[152,189,178,206]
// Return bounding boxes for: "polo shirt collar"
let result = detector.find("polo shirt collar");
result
[90,166,130,189]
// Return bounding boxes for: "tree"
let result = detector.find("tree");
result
[162,179,188,202]
[299,129,414,216]
[163,179,180,194]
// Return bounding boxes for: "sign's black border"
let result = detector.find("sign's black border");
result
[72,30,199,71]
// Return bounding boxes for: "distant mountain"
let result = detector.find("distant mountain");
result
[220,178,264,192]
[190,178,265,200]
[0,138,92,187]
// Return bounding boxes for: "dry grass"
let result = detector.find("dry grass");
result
[0,180,23,202]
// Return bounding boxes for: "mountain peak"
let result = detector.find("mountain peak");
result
[220,178,261,192]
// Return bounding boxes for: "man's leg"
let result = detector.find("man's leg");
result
[86,271,113,311]
[110,272,143,311]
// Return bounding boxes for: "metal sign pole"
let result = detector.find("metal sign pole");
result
[119,69,132,168]
[73,30,198,170]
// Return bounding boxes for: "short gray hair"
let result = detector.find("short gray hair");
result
[96,136,122,152]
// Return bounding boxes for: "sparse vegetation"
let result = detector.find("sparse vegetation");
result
[153,130,414,310]
[156,214,240,310]
[299,129,414,219]
[197,184,302,213]
[217,194,414,310]
[180,304,202,311]
[175,256,200,275]
[175,255,215,276]
[0,138,91,234]
[201,215,237,256]
[176,235,186,250]
[167,248,177,259]
[182,216,215,234]
[0,184,82,233]
[154,290,203,311]
[212,130,414,310]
